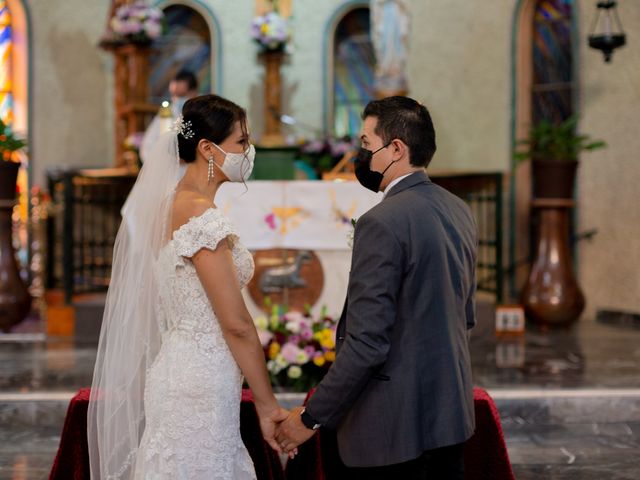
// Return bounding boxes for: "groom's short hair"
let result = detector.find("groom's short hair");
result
[362,96,436,168]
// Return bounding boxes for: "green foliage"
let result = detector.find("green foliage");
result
[0,119,26,159]
[514,115,606,163]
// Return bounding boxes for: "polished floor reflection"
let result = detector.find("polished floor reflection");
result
[1,319,639,479]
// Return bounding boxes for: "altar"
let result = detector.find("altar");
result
[216,180,382,318]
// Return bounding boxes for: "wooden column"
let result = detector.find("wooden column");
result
[109,44,158,166]
[261,50,285,147]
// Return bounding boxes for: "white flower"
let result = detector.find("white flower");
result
[347,229,354,249]
[267,360,279,374]
[275,354,288,368]
[295,350,310,364]
[285,321,301,334]
[143,20,162,39]
[287,366,302,379]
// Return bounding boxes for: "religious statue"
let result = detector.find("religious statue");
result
[371,0,411,97]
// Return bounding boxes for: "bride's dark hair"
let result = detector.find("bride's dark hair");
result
[177,94,248,163]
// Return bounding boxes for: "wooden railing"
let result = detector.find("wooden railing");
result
[431,171,504,301]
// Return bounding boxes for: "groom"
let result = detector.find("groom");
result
[276,96,478,479]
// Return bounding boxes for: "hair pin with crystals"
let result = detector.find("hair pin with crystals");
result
[173,115,195,139]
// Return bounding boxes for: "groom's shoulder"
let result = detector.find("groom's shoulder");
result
[365,192,412,225]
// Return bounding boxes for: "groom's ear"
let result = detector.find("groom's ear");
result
[390,139,408,162]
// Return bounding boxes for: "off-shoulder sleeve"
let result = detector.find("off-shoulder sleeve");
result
[172,208,238,259]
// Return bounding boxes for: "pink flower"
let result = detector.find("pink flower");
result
[304,345,316,357]
[281,342,301,364]
[284,311,305,324]
[257,329,273,347]
[300,327,313,341]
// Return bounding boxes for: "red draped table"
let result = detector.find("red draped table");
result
[50,387,513,480]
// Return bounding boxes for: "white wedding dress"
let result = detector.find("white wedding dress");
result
[132,208,257,479]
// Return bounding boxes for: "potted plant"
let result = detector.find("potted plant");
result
[0,119,31,332]
[514,115,606,199]
[0,119,26,200]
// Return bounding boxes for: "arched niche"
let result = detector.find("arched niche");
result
[150,0,222,101]
[323,2,374,137]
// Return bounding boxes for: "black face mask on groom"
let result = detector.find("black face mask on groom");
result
[354,143,396,192]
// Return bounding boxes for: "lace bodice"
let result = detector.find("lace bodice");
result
[155,207,255,336]
[133,207,257,479]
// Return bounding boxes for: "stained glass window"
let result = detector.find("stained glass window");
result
[333,8,374,138]
[149,5,211,103]
[532,0,574,125]
[0,0,13,125]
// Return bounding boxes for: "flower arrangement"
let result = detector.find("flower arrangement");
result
[347,218,357,250]
[123,132,144,152]
[254,302,338,392]
[122,132,145,171]
[298,136,356,175]
[251,11,291,52]
[109,2,165,45]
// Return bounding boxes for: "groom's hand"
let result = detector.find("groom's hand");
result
[257,406,290,454]
[275,406,316,453]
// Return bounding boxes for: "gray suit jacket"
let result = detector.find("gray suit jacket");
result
[305,171,477,467]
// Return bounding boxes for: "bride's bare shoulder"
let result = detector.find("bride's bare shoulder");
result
[171,190,216,230]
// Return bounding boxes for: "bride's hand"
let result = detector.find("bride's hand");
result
[257,405,290,454]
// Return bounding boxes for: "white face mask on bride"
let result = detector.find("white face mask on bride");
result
[212,143,255,182]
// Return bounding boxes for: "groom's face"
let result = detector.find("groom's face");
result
[360,117,391,173]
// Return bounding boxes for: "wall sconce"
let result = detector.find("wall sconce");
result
[588,1,626,63]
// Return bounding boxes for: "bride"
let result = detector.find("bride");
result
[88,95,291,479]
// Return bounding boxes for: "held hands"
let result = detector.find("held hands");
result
[275,406,317,454]
[257,405,300,458]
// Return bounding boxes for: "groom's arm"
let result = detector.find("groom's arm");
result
[305,213,403,429]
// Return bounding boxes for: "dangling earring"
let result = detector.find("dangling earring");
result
[208,155,215,184]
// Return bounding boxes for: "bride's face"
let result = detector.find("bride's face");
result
[217,121,250,154]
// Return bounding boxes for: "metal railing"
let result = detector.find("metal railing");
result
[46,169,136,303]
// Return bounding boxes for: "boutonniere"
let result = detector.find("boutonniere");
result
[347,218,357,250]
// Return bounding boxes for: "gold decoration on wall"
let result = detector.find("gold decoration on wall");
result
[256,0,292,18]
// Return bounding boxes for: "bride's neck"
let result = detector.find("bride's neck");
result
[179,160,224,201]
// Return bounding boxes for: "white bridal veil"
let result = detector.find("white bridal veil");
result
[88,131,181,479]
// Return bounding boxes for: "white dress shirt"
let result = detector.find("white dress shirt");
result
[383,172,414,198]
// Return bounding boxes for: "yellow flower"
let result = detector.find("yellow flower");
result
[319,330,335,349]
[254,316,268,330]
[287,365,302,379]
[313,355,326,367]
[324,351,336,362]
[268,342,280,360]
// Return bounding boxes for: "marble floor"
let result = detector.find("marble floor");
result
[1,318,640,479]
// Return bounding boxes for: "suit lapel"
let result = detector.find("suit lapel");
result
[336,296,348,353]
